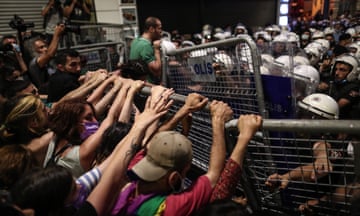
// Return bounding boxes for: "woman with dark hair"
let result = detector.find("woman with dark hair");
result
[95,121,132,164]
[45,78,145,177]
[11,166,74,216]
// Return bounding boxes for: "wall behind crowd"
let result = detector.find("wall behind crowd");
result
[0,0,48,35]
[136,0,277,34]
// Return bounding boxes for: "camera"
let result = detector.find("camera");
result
[9,15,34,32]
[0,43,20,57]
[62,20,81,34]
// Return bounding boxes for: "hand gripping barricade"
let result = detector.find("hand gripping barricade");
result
[133,36,360,215]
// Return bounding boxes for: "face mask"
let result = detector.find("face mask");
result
[170,171,185,194]
[80,121,99,140]
[301,34,309,40]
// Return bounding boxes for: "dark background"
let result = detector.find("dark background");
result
[136,0,278,35]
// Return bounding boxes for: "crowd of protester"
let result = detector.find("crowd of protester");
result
[1,1,360,215]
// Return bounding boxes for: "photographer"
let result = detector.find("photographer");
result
[63,0,92,45]
[63,0,91,21]
[0,35,28,79]
[41,0,65,44]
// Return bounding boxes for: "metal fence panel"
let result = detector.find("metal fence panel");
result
[149,36,360,215]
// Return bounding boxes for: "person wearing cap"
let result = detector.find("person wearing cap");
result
[110,100,234,216]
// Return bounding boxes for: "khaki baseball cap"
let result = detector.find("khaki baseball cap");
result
[131,131,193,182]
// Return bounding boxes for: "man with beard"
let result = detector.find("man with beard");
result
[129,16,163,85]
[47,49,82,102]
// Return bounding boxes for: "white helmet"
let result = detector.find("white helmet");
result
[161,40,176,54]
[312,31,325,40]
[213,53,234,72]
[275,55,310,68]
[324,27,335,36]
[298,93,339,119]
[213,32,226,40]
[346,28,356,38]
[275,55,291,69]
[305,42,323,56]
[293,64,320,95]
[261,54,274,66]
[234,23,248,35]
[313,39,330,53]
[214,27,224,34]
[293,55,310,66]
[260,65,271,75]
[332,54,360,82]
[254,31,272,42]
[272,33,288,43]
[272,25,281,34]
[346,42,360,60]
[287,32,300,47]
[304,46,321,66]
[355,25,360,34]
[161,31,171,40]
[181,40,195,47]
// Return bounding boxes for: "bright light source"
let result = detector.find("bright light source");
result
[280,4,288,14]
[279,16,288,26]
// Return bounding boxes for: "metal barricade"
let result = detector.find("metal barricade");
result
[59,41,124,72]
[160,36,266,172]
[141,36,360,215]
[140,84,360,215]
[60,22,136,64]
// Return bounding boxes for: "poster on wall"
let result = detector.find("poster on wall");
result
[121,7,137,24]
[120,0,135,5]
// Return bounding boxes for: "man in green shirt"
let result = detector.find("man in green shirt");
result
[129,16,162,85]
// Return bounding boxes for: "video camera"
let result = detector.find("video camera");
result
[9,15,34,32]
[62,20,81,34]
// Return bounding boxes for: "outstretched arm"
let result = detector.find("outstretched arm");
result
[82,93,173,215]
[51,71,107,109]
[205,100,233,188]
[211,114,262,201]
[266,141,332,190]
[37,24,65,68]
[141,86,174,147]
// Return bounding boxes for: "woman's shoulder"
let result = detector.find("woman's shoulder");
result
[27,131,54,150]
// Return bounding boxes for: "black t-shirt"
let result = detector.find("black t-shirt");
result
[330,80,360,119]
[64,0,91,22]
[47,70,80,103]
